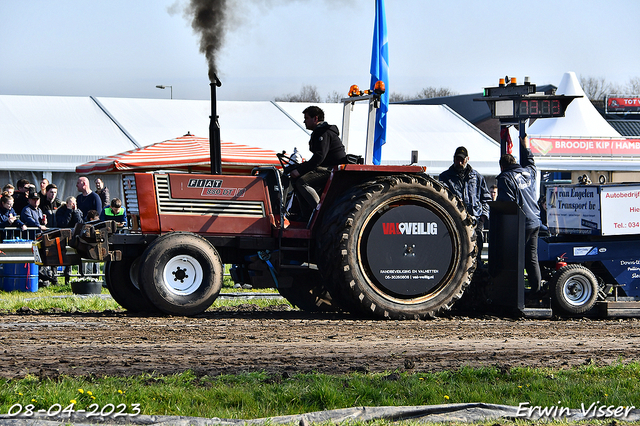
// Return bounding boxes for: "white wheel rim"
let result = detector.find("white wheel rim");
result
[162,255,203,296]
[563,275,592,306]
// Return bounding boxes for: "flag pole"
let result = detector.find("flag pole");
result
[370,0,388,165]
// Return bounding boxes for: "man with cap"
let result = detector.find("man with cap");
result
[439,146,491,265]
[20,190,48,232]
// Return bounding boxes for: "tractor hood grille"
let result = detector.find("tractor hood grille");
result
[155,175,265,217]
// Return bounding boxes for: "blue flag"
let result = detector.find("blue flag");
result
[370,0,388,165]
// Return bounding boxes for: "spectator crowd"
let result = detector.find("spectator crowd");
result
[1,176,126,240]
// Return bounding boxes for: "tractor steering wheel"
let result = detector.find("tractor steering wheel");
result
[277,152,298,170]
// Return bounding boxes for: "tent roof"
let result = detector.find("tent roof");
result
[395,92,493,124]
[0,95,137,171]
[76,134,281,175]
[274,102,500,176]
[608,120,640,137]
[528,72,622,138]
[395,85,557,124]
[0,95,501,176]
[93,98,311,155]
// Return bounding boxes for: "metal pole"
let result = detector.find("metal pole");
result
[210,76,222,175]
[364,97,377,165]
[341,102,352,153]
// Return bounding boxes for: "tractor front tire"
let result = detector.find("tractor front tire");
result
[139,232,223,316]
[105,256,158,313]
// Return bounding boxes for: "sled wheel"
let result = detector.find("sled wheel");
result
[551,264,598,315]
[318,174,476,319]
[105,256,158,313]
[139,232,223,316]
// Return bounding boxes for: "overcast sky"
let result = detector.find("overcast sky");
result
[1,0,638,101]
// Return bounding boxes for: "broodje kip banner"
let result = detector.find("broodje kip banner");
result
[530,138,640,156]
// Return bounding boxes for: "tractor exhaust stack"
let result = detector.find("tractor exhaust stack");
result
[210,75,222,175]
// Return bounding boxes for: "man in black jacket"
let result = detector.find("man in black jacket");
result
[496,135,542,295]
[55,196,83,229]
[40,184,62,227]
[286,106,347,219]
[439,146,491,265]
[13,179,33,215]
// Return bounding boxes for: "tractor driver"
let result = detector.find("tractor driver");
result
[285,106,348,219]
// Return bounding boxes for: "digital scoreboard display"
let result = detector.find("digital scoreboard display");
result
[516,98,563,117]
[476,80,580,120]
[488,95,578,120]
[494,97,567,119]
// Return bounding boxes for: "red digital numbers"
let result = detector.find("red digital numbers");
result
[517,99,562,117]
[519,100,528,116]
[541,100,550,115]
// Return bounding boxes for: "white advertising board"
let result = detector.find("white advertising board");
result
[600,185,640,236]
[546,185,600,235]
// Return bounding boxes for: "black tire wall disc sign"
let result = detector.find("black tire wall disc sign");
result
[365,204,452,297]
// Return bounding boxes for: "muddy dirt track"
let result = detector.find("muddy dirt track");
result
[2,306,640,379]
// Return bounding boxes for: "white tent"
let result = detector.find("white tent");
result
[523,72,640,173]
[0,94,502,201]
[61,97,502,176]
[275,102,500,176]
[0,95,136,171]
[93,98,311,156]
[0,95,139,199]
[528,72,622,139]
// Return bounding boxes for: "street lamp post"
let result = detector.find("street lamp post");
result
[156,85,173,99]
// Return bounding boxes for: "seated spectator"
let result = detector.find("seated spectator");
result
[55,196,84,229]
[94,178,110,209]
[20,191,47,231]
[2,184,14,197]
[13,179,34,214]
[40,184,62,227]
[86,210,100,222]
[0,192,27,231]
[99,198,127,227]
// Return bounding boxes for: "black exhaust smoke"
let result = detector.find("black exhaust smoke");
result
[187,0,226,174]
[188,0,227,81]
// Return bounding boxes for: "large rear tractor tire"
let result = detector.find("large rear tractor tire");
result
[551,264,598,315]
[139,232,223,316]
[105,256,158,313]
[318,175,476,320]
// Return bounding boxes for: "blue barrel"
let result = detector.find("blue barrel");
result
[0,238,39,292]
[2,262,39,292]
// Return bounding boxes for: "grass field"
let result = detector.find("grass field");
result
[1,269,639,424]
[0,264,283,313]
[1,364,639,422]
